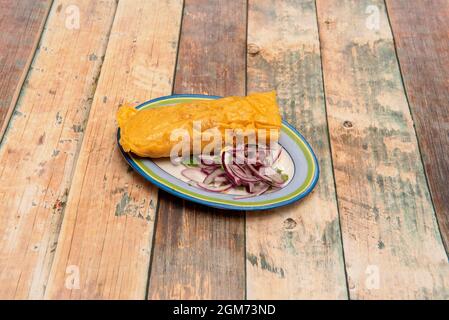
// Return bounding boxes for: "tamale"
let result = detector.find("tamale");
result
[117,91,282,158]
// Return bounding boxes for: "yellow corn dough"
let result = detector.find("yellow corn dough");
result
[117,91,282,158]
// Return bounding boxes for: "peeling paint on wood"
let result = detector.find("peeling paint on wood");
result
[0,0,117,299]
[148,0,247,300]
[45,0,183,299]
[386,0,449,253]
[245,0,348,299]
[0,0,53,139]
[316,0,449,299]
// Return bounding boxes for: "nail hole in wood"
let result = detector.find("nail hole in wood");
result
[343,120,353,128]
[248,43,260,56]
[283,218,297,230]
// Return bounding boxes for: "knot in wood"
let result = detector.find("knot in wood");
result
[283,218,297,230]
[343,120,353,128]
[247,43,261,56]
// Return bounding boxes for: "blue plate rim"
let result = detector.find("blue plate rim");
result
[117,94,320,211]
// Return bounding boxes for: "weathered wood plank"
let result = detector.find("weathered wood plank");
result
[0,0,53,138]
[0,0,117,299]
[386,0,449,253]
[45,0,183,299]
[245,0,347,299]
[148,0,247,300]
[316,0,449,299]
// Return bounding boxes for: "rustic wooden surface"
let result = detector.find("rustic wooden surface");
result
[386,0,449,253]
[0,0,52,138]
[0,0,448,299]
[0,0,117,299]
[45,0,183,299]
[148,0,247,300]
[246,0,347,299]
[316,0,448,299]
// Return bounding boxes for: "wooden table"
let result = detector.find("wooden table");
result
[0,0,448,300]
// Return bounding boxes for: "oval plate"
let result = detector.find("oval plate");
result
[117,94,319,211]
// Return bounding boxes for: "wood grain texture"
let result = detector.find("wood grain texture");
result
[386,0,449,253]
[246,0,347,299]
[316,0,449,299]
[148,0,247,300]
[45,0,183,299]
[0,0,53,138]
[0,0,117,299]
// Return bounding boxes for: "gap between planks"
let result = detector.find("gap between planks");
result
[147,0,247,300]
[385,0,449,256]
[316,0,449,299]
[0,0,119,299]
[45,0,184,299]
[245,0,348,299]
[0,0,53,140]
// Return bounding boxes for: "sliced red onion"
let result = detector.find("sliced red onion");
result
[221,151,241,185]
[181,168,207,183]
[229,165,260,184]
[181,144,287,198]
[259,166,277,176]
[272,148,282,163]
[247,163,273,183]
[260,166,286,185]
[232,164,259,183]
[214,176,228,183]
[234,183,270,199]
[197,182,232,192]
[201,165,220,175]
[204,168,224,185]
[199,154,221,166]
[268,172,285,185]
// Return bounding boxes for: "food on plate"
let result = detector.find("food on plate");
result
[117,91,289,198]
[117,91,281,158]
[180,144,289,199]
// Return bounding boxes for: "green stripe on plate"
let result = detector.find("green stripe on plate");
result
[130,98,317,207]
